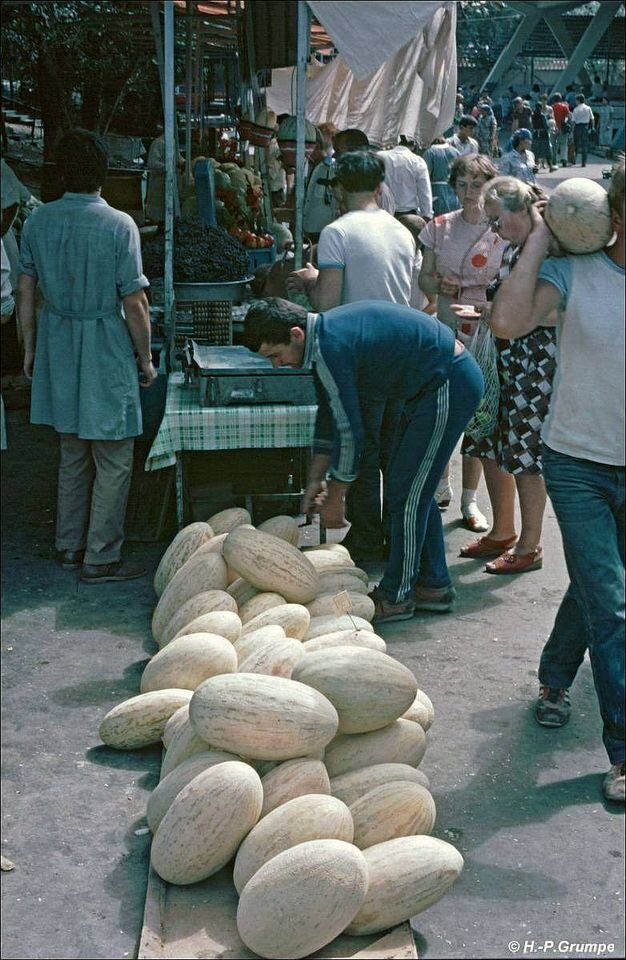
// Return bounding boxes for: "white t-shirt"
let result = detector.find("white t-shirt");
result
[317,208,415,306]
[303,159,337,234]
[572,103,594,126]
[376,146,433,217]
[446,134,479,156]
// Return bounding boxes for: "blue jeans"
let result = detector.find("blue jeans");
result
[377,349,484,603]
[540,444,625,764]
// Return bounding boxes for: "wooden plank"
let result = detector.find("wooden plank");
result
[138,863,417,959]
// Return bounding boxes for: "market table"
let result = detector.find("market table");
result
[144,373,317,527]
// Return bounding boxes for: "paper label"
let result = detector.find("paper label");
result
[332,590,353,616]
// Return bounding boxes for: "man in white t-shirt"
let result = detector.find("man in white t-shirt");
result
[447,116,480,157]
[377,137,433,219]
[571,94,595,166]
[287,150,416,562]
[488,160,625,804]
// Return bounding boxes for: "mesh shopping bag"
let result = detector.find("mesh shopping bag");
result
[464,321,500,440]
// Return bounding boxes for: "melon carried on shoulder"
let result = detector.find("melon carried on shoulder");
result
[544,178,613,253]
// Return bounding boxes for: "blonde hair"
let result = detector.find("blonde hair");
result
[481,175,547,212]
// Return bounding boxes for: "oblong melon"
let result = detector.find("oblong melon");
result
[223,527,319,604]
[140,633,238,693]
[260,758,331,818]
[158,590,237,649]
[238,636,305,678]
[303,629,386,653]
[160,716,213,779]
[233,625,287,664]
[239,592,286,625]
[173,610,242,644]
[330,763,430,806]
[152,554,229,643]
[207,506,252,534]
[350,781,436,849]
[153,522,214,598]
[304,615,374,641]
[240,603,310,640]
[324,719,427,778]
[257,515,300,546]
[99,689,193,750]
[305,593,375,621]
[147,749,240,832]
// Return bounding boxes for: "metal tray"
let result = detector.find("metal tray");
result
[174,277,254,303]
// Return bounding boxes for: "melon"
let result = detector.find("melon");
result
[153,522,214,597]
[99,689,193,750]
[160,716,213,779]
[324,719,427,778]
[233,625,286,663]
[303,629,386,653]
[223,527,319,603]
[227,577,259,607]
[240,603,310,639]
[330,763,430,806]
[292,647,417,734]
[304,615,374,640]
[189,673,339,760]
[238,636,305,678]
[350,781,436,848]
[305,592,375,621]
[303,550,356,575]
[346,836,464,935]
[403,688,435,731]
[162,703,189,748]
[239,592,286,624]
[173,610,242,644]
[260,758,331,818]
[152,554,229,643]
[317,572,369,595]
[140,633,238,693]
[257,515,300,546]
[236,839,368,959]
[207,506,252,534]
[190,532,228,556]
[157,589,237,649]
[151,761,263,885]
[233,794,354,893]
[544,178,613,253]
[147,750,240,832]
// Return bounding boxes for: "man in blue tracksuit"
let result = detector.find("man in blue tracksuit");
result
[243,298,484,624]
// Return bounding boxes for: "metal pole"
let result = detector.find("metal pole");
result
[185,0,193,183]
[164,0,176,367]
[294,1,310,270]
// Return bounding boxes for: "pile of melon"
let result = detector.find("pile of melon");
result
[98,508,463,959]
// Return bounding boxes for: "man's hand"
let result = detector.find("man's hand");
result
[287,263,318,297]
[301,478,327,515]
[437,275,460,297]
[23,349,35,380]
[138,357,158,388]
[317,479,349,529]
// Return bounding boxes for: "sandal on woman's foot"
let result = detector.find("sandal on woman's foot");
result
[485,547,543,575]
[459,534,517,559]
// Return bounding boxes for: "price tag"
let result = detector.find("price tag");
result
[332,590,353,616]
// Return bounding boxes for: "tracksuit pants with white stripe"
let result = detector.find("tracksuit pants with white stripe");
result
[377,349,484,604]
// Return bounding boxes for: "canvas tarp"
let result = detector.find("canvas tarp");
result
[265,2,457,148]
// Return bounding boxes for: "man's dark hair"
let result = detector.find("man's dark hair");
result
[550,92,562,104]
[332,150,384,192]
[243,298,308,351]
[576,94,586,104]
[55,128,108,192]
[333,128,369,154]
[458,115,478,129]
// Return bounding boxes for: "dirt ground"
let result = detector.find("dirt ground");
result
[1,156,623,960]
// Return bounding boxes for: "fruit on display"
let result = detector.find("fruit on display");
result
[141,218,251,283]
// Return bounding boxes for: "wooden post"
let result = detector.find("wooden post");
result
[294,1,310,270]
[185,0,193,184]
[163,0,176,368]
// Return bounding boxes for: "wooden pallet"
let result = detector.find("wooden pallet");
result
[138,864,417,959]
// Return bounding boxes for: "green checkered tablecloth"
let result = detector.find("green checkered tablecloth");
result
[145,373,317,471]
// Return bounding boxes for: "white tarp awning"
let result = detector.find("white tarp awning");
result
[266,2,456,148]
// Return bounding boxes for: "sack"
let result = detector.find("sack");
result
[463,322,500,441]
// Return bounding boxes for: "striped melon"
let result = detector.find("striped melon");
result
[236,839,368,959]
[140,633,238,693]
[346,836,464,934]
[240,603,310,640]
[407,688,435,731]
[257,515,300,546]
[160,716,213,779]
[158,590,237,650]
[153,522,214,598]
[190,532,228,556]
[330,763,430,806]
[227,577,260,607]
[151,761,263,885]
[324,719,427,778]
[152,554,229,643]
[147,750,240,832]
[350,781,436,848]
[292,647,417,734]
[303,550,355,575]
[317,572,369,595]
[99,689,192,750]
[305,593,375,621]
[223,527,319,604]
[303,629,386,653]
[238,636,305,678]
[162,703,189,748]
[173,610,242,644]
[260,758,330,818]
[189,673,339,761]
[239,592,286,624]
[207,506,252,534]
[233,794,354,894]
[304,615,374,641]
[307,543,353,559]
[233,625,287,664]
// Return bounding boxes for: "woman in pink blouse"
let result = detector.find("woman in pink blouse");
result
[419,154,508,532]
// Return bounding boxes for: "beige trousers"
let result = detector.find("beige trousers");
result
[55,434,135,565]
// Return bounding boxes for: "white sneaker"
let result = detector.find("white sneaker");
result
[461,501,489,533]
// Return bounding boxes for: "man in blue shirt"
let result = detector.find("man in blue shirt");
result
[243,298,484,624]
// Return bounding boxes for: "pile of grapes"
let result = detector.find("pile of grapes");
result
[142,218,250,283]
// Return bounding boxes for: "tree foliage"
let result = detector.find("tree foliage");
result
[457,1,522,67]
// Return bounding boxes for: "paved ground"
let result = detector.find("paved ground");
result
[1,153,623,960]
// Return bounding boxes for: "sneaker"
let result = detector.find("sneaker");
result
[411,584,457,612]
[535,686,571,727]
[369,589,416,624]
[602,762,625,803]
[80,561,147,584]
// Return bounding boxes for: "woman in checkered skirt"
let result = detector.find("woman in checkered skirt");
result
[454,177,557,575]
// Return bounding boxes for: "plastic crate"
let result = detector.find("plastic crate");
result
[247,244,276,274]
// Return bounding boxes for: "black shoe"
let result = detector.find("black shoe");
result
[57,550,85,570]
[535,686,571,727]
[80,561,146,583]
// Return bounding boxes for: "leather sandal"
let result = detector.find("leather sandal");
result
[485,547,543,575]
[459,534,517,559]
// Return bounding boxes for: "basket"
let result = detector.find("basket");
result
[238,119,274,147]
[174,300,233,348]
